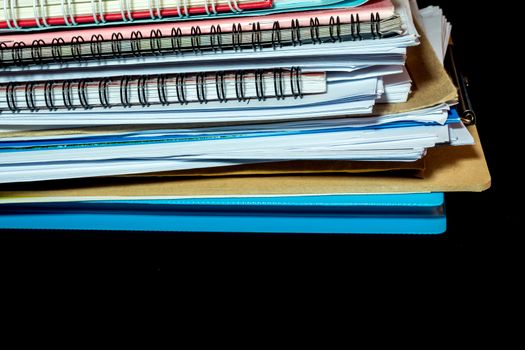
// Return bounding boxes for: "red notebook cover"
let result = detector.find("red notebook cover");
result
[0,0,273,29]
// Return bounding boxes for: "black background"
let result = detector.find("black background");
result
[0,0,516,273]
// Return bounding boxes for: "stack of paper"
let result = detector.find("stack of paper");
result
[0,0,490,234]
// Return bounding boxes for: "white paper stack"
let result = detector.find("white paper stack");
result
[0,0,471,184]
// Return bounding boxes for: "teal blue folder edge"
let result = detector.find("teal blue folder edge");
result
[96,193,444,207]
[0,193,446,234]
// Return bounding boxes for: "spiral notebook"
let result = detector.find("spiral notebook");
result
[0,0,419,126]
[0,6,399,67]
[0,0,273,29]
[0,0,369,31]
[1,68,327,112]
[0,2,402,71]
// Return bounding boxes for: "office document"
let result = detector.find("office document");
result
[0,0,490,234]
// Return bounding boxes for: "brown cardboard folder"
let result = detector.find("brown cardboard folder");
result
[122,159,425,177]
[0,126,491,202]
[0,28,490,202]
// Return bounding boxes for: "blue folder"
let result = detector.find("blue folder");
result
[0,193,446,234]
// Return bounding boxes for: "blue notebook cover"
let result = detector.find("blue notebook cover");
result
[0,193,446,234]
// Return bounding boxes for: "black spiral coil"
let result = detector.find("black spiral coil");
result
[329,16,342,42]
[150,29,163,55]
[171,27,183,53]
[99,77,112,108]
[175,73,187,104]
[290,19,301,46]
[350,14,361,40]
[209,24,222,52]
[2,68,307,112]
[30,39,45,64]
[254,69,265,101]
[215,70,227,102]
[273,68,285,100]
[252,22,262,50]
[25,81,38,111]
[62,80,74,110]
[130,31,144,57]
[271,21,282,49]
[90,34,104,58]
[370,13,382,39]
[78,79,91,109]
[310,17,321,44]
[290,66,302,99]
[157,74,169,105]
[70,36,85,60]
[6,82,19,112]
[232,23,243,51]
[111,32,124,57]
[12,41,26,65]
[191,26,202,53]
[51,37,65,62]
[44,81,56,110]
[137,75,150,106]
[120,75,132,107]
[196,72,207,103]
[0,13,382,67]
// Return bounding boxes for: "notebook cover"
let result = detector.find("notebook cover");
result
[1,0,394,45]
[0,193,446,234]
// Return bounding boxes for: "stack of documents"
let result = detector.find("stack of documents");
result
[0,0,491,234]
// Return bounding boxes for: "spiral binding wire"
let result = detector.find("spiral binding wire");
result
[71,36,85,60]
[99,77,112,108]
[215,70,226,102]
[34,0,49,28]
[137,75,150,106]
[310,17,320,44]
[290,19,301,46]
[6,82,19,112]
[171,27,183,53]
[271,21,282,49]
[25,81,38,111]
[62,80,74,110]
[251,21,262,50]
[157,74,169,105]
[91,34,104,58]
[273,68,284,101]
[0,13,387,68]
[232,23,242,51]
[51,37,65,61]
[4,0,21,29]
[4,0,247,30]
[44,81,56,110]
[234,70,246,102]
[254,69,265,101]
[370,12,382,39]
[196,72,207,103]
[150,29,163,55]
[191,26,202,53]
[329,16,341,42]
[120,75,132,107]
[175,73,187,104]
[210,24,222,52]
[1,68,310,112]
[350,14,361,40]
